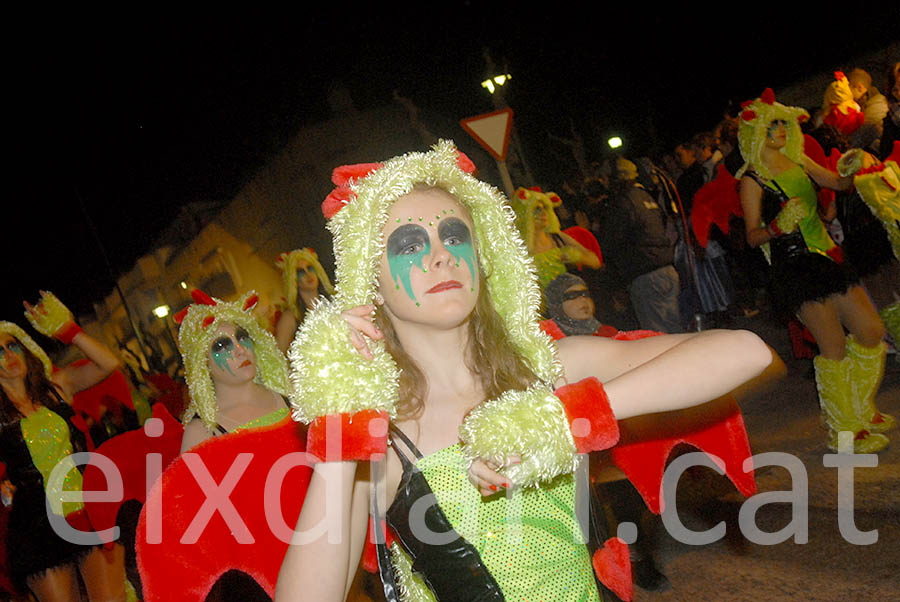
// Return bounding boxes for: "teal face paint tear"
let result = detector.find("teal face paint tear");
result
[387,224,431,303]
[235,328,255,353]
[210,336,236,375]
[439,218,477,287]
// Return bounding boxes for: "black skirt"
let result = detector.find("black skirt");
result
[7,485,94,589]
[768,251,859,318]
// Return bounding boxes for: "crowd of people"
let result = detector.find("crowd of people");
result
[0,60,896,602]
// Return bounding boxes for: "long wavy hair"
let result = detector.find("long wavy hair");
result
[374,270,539,421]
[0,338,67,428]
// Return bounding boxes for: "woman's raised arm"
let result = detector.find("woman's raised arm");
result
[556,328,772,420]
[24,291,121,399]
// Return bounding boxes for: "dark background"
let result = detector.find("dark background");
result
[7,6,898,322]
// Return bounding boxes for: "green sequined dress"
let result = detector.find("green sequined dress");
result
[391,443,601,602]
[0,405,92,585]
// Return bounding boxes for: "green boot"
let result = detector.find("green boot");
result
[814,354,889,453]
[880,302,900,354]
[846,335,896,433]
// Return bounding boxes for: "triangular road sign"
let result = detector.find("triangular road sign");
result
[460,108,514,162]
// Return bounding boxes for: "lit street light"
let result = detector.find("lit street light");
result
[608,136,623,149]
[481,73,512,94]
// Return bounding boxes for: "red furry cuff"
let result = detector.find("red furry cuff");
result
[56,321,83,345]
[592,537,633,601]
[767,218,783,238]
[555,377,619,453]
[306,410,389,462]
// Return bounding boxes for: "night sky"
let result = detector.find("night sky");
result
[7,7,898,324]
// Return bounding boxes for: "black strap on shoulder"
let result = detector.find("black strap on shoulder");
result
[215,423,228,435]
[389,424,423,459]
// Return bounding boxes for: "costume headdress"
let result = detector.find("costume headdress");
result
[275,247,334,319]
[737,88,809,180]
[0,322,52,379]
[174,289,290,432]
[508,186,562,252]
[822,71,858,114]
[290,140,578,483]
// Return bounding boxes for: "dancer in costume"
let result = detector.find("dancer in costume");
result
[510,186,600,288]
[137,290,310,601]
[273,248,335,353]
[816,71,865,137]
[177,290,292,452]
[275,141,771,601]
[0,292,127,601]
[737,88,894,453]
[849,142,900,353]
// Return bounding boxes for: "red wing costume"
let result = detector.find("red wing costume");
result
[135,416,311,601]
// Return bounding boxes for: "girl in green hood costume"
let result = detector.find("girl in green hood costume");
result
[276,141,772,602]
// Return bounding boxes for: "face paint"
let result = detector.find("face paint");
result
[0,341,24,361]
[438,217,477,289]
[210,336,236,375]
[387,224,431,303]
[235,327,254,353]
[767,119,787,138]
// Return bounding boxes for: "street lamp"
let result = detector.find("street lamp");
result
[152,305,170,319]
[608,136,623,150]
[481,73,512,95]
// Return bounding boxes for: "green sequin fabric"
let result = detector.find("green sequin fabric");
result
[394,443,600,602]
[21,407,84,516]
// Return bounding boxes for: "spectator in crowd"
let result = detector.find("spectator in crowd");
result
[540,273,619,339]
[596,158,682,333]
[675,143,705,216]
[880,61,900,160]
[691,131,721,184]
[848,67,890,152]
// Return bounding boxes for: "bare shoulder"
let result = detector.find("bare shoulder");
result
[180,418,214,453]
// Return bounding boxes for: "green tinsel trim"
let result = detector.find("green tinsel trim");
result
[737,96,808,180]
[459,385,577,488]
[391,543,437,602]
[854,160,900,262]
[0,321,52,379]
[287,298,399,422]
[178,291,290,433]
[289,140,561,424]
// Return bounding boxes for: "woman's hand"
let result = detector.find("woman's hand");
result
[341,305,383,360]
[1,480,15,508]
[771,197,808,235]
[467,455,520,497]
[24,291,82,344]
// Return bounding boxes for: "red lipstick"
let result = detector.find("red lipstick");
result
[426,280,463,294]
[240,360,252,368]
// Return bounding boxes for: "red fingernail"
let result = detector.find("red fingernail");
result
[503,482,511,488]
[489,485,497,492]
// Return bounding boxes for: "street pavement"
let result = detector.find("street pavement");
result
[635,311,900,602]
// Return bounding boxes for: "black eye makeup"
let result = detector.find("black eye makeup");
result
[211,337,234,354]
[437,217,471,247]
[562,289,591,302]
[387,224,430,256]
[235,328,254,349]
